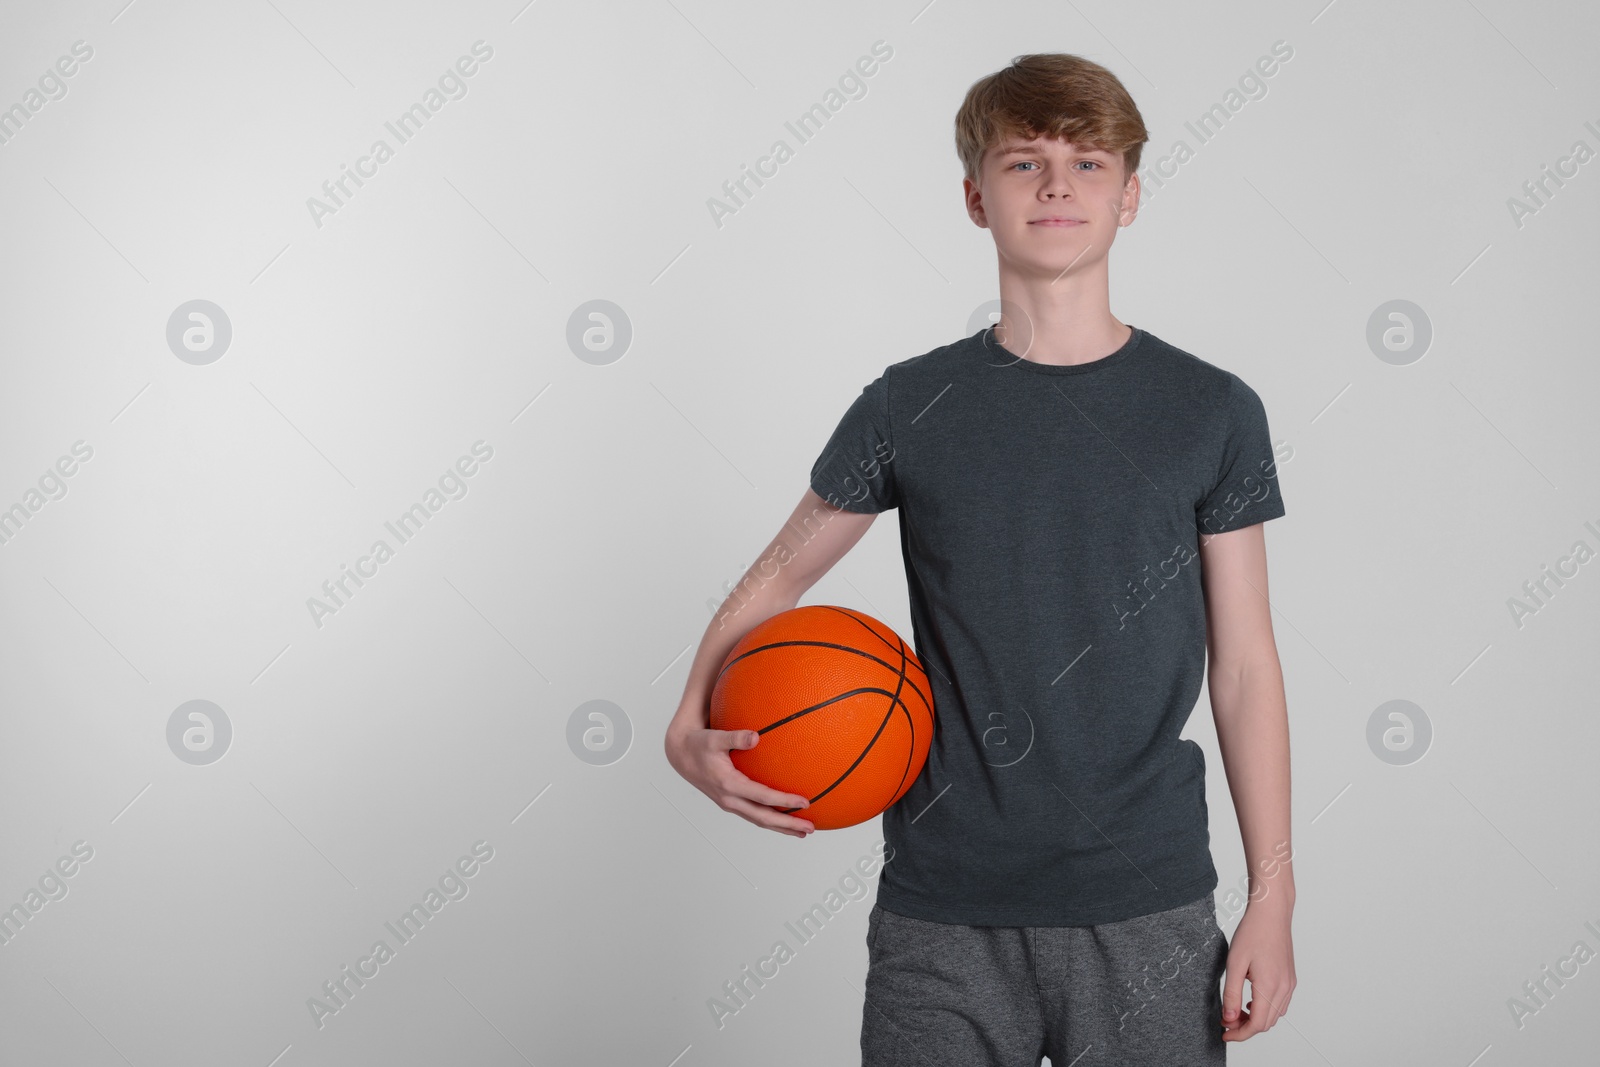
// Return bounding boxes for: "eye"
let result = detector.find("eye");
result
[1076,160,1102,171]
[1011,161,1038,172]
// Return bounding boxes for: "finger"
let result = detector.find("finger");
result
[716,739,812,811]
[1220,956,1246,1025]
[732,778,812,813]
[718,728,762,750]
[715,732,812,810]
[1221,1006,1251,1041]
[724,794,814,835]
[1233,997,1269,1040]
[721,768,812,813]
[726,799,806,844]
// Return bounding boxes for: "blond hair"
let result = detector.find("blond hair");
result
[955,54,1149,186]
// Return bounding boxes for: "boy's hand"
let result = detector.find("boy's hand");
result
[665,725,815,838]
[1220,899,1296,1042]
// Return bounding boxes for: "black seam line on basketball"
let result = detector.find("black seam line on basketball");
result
[754,686,911,735]
[825,607,934,716]
[777,690,907,813]
[884,631,920,802]
[775,635,919,815]
[718,640,933,716]
[820,605,909,662]
[890,630,933,731]
[819,608,937,723]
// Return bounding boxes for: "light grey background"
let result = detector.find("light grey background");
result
[1,0,1596,1064]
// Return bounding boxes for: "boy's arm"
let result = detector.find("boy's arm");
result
[1198,522,1297,1040]
[664,489,879,836]
[1200,522,1294,903]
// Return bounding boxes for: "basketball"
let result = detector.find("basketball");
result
[709,604,935,830]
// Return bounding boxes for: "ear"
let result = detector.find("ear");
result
[1117,170,1142,226]
[964,176,989,229]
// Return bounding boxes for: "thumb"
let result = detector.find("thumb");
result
[725,729,760,749]
[1221,957,1245,1022]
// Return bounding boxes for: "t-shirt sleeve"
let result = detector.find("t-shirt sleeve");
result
[1195,374,1286,536]
[808,370,899,513]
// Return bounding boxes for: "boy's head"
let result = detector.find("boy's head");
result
[955,53,1148,191]
[955,54,1150,289]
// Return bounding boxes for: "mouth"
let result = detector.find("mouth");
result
[1030,217,1086,225]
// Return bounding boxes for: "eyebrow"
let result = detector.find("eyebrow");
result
[997,143,1110,157]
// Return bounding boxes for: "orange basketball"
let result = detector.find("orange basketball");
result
[709,605,934,830]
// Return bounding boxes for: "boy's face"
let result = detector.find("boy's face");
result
[964,135,1139,279]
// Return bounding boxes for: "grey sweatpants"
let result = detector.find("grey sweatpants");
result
[861,891,1228,1066]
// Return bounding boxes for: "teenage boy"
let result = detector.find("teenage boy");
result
[666,52,1296,1065]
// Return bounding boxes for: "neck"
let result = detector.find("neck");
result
[991,259,1128,365]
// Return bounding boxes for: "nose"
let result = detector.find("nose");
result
[1042,165,1075,200]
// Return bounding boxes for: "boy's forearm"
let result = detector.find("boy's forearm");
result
[666,569,802,740]
[1209,656,1295,911]
[667,491,879,745]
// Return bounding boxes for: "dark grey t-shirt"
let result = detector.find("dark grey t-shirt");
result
[808,324,1286,927]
